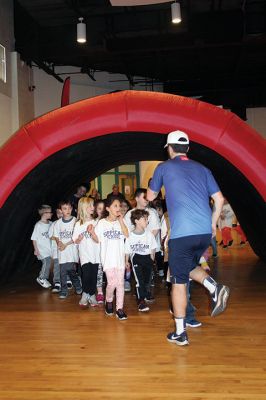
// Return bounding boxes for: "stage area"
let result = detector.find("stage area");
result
[0,244,265,400]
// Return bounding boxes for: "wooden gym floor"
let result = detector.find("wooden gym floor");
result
[0,242,266,400]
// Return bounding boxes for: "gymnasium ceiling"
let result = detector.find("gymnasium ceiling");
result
[14,0,266,111]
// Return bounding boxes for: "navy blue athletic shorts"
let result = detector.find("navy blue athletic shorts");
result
[168,234,212,284]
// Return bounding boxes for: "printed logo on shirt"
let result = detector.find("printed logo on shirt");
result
[81,231,92,239]
[60,229,73,240]
[42,231,49,239]
[130,242,150,253]
[103,227,123,240]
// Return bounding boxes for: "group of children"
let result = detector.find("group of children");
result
[31,189,168,321]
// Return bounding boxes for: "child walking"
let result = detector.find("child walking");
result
[31,205,53,289]
[89,196,129,320]
[125,209,157,312]
[53,200,82,299]
[94,200,105,303]
[48,208,63,293]
[73,197,100,307]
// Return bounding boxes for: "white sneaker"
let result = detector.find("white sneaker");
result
[36,277,51,289]
[124,281,131,292]
[79,292,89,307]
[88,294,98,307]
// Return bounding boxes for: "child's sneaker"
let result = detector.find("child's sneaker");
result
[116,309,128,320]
[88,294,98,307]
[59,293,68,299]
[36,277,51,289]
[167,331,189,346]
[186,319,202,328]
[67,281,73,290]
[105,301,114,316]
[75,288,82,295]
[124,281,131,292]
[51,283,61,293]
[138,301,150,312]
[79,292,89,307]
[96,293,104,304]
[145,294,155,303]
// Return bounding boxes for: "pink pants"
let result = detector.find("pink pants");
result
[105,268,125,310]
[221,227,233,246]
[233,225,247,242]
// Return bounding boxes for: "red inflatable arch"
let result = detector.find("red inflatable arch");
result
[0,90,265,207]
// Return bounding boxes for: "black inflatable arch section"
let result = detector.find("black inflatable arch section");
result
[0,91,265,283]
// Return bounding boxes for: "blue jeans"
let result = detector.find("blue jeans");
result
[211,236,217,256]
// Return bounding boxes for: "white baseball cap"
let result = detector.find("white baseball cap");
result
[164,130,189,148]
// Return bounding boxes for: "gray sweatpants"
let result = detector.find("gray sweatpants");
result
[39,257,52,280]
[60,262,82,296]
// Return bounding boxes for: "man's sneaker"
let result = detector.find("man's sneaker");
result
[138,301,150,312]
[167,331,189,346]
[211,284,230,317]
[67,281,73,290]
[59,293,67,299]
[116,309,128,320]
[79,292,89,307]
[105,301,114,316]
[36,277,51,289]
[96,293,104,304]
[51,284,61,293]
[186,319,202,328]
[124,281,131,292]
[88,294,98,307]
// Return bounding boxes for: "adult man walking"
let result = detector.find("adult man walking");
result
[147,130,229,346]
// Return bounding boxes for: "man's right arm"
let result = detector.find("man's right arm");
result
[211,191,224,237]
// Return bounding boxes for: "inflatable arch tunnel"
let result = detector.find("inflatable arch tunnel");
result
[0,90,265,283]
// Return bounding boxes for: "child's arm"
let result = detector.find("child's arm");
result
[87,224,99,243]
[118,216,129,238]
[58,239,74,251]
[32,240,40,257]
[150,249,155,262]
[125,254,131,270]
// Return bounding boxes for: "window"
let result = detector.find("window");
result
[0,44,6,83]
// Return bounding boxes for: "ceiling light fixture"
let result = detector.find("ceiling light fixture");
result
[77,17,86,43]
[171,1,181,24]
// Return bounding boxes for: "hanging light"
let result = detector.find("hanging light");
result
[77,17,86,43]
[171,2,181,24]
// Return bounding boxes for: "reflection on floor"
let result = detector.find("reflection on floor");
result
[0,242,266,400]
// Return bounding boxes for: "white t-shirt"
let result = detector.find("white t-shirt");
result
[31,220,52,260]
[125,207,160,234]
[48,220,58,259]
[72,220,100,266]
[219,204,235,229]
[53,217,79,264]
[125,230,157,256]
[94,218,126,271]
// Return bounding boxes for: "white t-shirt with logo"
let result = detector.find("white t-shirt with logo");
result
[31,220,52,260]
[53,217,79,264]
[48,220,59,259]
[72,220,100,266]
[125,230,157,256]
[94,218,126,271]
[219,204,235,229]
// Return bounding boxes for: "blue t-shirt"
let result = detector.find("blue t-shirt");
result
[149,156,220,239]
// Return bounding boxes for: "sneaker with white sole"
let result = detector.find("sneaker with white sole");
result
[116,309,128,320]
[124,281,131,292]
[105,301,114,316]
[51,283,61,293]
[67,281,73,290]
[59,293,68,299]
[88,294,98,307]
[79,292,89,307]
[96,293,104,304]
[211,284,230,317]
[167,331,189,346]
[138,301,150,312]
[36,277,51,289]
[186,319,202,328]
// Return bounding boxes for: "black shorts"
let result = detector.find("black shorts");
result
[168,234,211,284]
